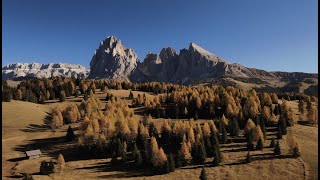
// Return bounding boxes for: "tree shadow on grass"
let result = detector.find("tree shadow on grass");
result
[5,175,23,179]
[66,99,83,103]
[220,143,247,148]
[7,157,27,162]
[76,160,155,179]
[133,107,147,116]
[12,135,107,162]
[20,112,52,133]
[221,147,248,153]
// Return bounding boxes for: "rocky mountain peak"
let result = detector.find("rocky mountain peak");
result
[159,47,178,62]
[88,35,139,81]
[144,53,162,65]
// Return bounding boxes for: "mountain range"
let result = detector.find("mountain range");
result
[2,63,89,80]
[2,36,318,96]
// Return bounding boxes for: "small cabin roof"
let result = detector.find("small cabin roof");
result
[25,149,42,156]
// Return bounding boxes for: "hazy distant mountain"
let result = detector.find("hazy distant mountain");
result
[2,63,90,80]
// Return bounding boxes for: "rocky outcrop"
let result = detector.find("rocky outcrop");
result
[88,36,139,81]
[2,63,89,80]
[129,41,317,84]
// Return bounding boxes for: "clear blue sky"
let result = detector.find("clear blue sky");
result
[2,0,318,73]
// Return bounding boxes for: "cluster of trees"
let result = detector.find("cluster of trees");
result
[132,86,300,130]
[277,92,317,102]
[298,99,318,126]
[50,95,103,129]
[98,80,180,95]
[75,96,227,174]
[1,77,87,103]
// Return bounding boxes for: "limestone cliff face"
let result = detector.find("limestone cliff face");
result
[88,36,139,81]
[130,42,317,83]
[2,63,89,80]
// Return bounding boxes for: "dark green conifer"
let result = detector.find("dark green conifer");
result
[270,138,275,148]
[212,145,220,166]
[200,166,207,180]
[274,141,281,155]
[168,153,175,172]
[256,138,264,150]
[245,151,251,163]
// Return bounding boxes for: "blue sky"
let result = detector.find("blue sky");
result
[2,0,318,73]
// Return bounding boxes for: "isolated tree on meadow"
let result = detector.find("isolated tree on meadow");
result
[128,90,134,99]
[57,154,65,172]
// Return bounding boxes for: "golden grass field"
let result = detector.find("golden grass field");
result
[2,89,318,180]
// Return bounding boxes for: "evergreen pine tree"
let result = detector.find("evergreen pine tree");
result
[75,90,80,97]
[231,118,240,137]
[217,143,222,163]
[247,131,254,150]
[293,146,301,157]
[84,93,88,101]
[192,142,207,165]
[256,138,264,150]
[175,152,183,168]
[278,115,287,135]
[270,138,275,148]
[111,152,118,165]
[277,126,283,139]
[66,125,75,141]
[245,151,251,163]
[168,153,175,172]
[212,145,220,166]
[274,141,281,155]
[221,125,228,144]
[149,122,159,139]
[2,88,12,102]
[135,149,143,167]
[200,166,207,180]
[132,143,139,159]
[204,136,213,157]
[194,110,199,120]
[129,90,134,99]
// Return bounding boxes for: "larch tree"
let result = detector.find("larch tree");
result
[59,91,66,102]
[57,154,65,172]
[262,106,271,121]
[298,100,306,115]
[307,106,318,126]
[179,141,192,166]
[202,122,211,138]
